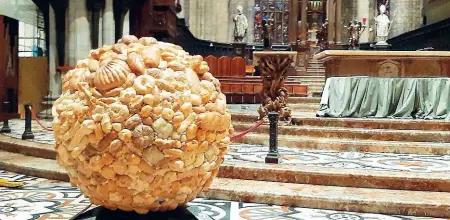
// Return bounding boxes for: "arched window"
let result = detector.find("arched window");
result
[253,0,290,44]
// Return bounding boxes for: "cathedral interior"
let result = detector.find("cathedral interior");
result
[1,0,450,219]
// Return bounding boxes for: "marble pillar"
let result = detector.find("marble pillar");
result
[123,10,130,36]
[103,0,115,45]
[390,0,423,37]
[48,4,60,99]
[300,0,307,44]
[66,0,91,66]
[356,0,370,42]
[327,0,336,44]
[335,0,342,43]
[289,0,299,45]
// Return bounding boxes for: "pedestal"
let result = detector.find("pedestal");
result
[22,104,34,140]
[265,112,281,164]
[1,102,11,133]
[232,42,247,58]
[371,42,391,50]
[72,206,211,220]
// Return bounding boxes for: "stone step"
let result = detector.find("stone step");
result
[232,133,450,155]
[289,104,319,112]
[201,178,450,218]
[288,97,321,104]
[302,72,326,76]
[231,113,450,131]
[2,147,450,194]
[0,150,68,181]
[0,135,56,159]
[220,161,450,192]
[233,122,450,143]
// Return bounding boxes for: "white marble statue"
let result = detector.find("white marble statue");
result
[375,5,391,45]
[234,5,249,42]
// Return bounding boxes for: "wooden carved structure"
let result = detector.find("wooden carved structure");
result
[257,55,293,121]
[130,0,180,41]
[0,16,19,121]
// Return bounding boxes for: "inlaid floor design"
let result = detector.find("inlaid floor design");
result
[226,144,450,173]
[0,170,441,220]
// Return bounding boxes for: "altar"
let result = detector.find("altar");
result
[317,77,450,120]
[314,50,450,78]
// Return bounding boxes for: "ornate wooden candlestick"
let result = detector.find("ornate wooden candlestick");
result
[257,55,293,121]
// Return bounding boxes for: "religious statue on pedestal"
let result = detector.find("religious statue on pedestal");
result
[345,20,365,50]
[316,19,329,51]
[234,5,249,42]
[375,4,391,45]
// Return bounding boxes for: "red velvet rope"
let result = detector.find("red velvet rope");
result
[29,107,53,132]
[230,120,264,140]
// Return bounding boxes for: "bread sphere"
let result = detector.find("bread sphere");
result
[52,35,233,214]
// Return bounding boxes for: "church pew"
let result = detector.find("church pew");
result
[220,82,308,104]
[230,57,246,77]
[204,55,218,76]
[218,56,231,77]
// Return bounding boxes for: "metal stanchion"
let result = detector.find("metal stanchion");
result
[1,101,11,133]
[22,104,34,140]
[265,112,281,164]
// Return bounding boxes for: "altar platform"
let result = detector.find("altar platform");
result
[314,50,450,78]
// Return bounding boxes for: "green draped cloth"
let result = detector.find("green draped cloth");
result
[317,77,450,120]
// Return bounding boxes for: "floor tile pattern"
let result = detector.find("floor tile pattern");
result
[226,144,450,173]
[0,170,442,220]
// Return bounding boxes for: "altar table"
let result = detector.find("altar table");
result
[317,77,450,120]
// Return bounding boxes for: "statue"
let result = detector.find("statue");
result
[345,20,365,50]
[234,5,249,42]
[375,4,391,45]
[316,20,329,51]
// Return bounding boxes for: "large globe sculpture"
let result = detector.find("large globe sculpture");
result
[52,35,233,214]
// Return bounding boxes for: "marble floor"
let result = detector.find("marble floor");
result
[0,170,442,220]
[227,144,450,173]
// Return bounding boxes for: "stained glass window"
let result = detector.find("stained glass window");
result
[253,0,290,44]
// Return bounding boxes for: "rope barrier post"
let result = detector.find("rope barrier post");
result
[22,104,34,140]
[0,102,11,133]
[265,111,281,164]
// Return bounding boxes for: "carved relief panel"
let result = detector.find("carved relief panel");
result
[377,59,400,77]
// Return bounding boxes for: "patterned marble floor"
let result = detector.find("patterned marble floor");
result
[226,144,450,173]
[0,170,442,220]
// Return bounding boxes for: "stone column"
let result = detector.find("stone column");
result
[335,0,342,43]
[300,0,307,44]
[390,0,423,37]
[103,0,115,45]
[122,9,130,36]
[48,4,60,99]
[66,0,91,66]
[327,0,336,44]
[289,0,299,45]
[356,0,370,42]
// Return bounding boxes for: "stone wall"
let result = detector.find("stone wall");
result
[187,0,254,43]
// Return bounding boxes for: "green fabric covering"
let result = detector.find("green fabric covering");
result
[317,77,450,120]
